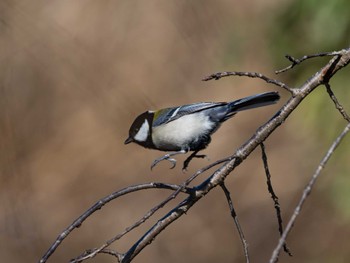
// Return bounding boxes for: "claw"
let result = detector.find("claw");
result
[151,155,178,170]
[149,149,208,171]
[168,158,177,169]
[150,150,187,170]
[150,161,158,170]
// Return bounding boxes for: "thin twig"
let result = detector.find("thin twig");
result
[99,249,123,260]
[119,157,240,262]
[269,122,350,263]
[202,71,292,93]
[260,143,292,256]
[276,51,345,74]
[70,184,195,262]
[70,156,232,262]
[325,83,350,122]
[193,155,235,177]
[220,183,250,263]
[39,183,193,263]
[70,248,123,263]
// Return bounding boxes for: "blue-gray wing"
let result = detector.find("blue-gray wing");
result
[153,102,227,127]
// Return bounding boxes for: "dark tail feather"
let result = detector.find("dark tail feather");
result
[225,91,280,119]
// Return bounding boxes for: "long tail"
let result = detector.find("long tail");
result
[225,91,280,119]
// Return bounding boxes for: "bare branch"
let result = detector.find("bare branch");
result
[260,143,292,257]
[39,182,193,263]
[275,50,346,74]
[70,248,123,263]
[88,48,350,262]
[39,47,350,263]
[325,83,350,122]
[118,50,342,260]
[202,71,293,93]
[118,48,350,262]
[269,122,350,263]
[220,183,250,263]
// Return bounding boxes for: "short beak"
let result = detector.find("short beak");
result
[124,136,133,144]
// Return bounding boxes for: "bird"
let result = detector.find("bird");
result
[124,91,280,170]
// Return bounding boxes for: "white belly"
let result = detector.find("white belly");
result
[152,112,215,151]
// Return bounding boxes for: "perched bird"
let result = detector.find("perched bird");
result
[125,91,280,170]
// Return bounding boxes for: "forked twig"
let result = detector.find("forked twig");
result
[276,50,345,74]
[40,183,193,263]
[68,156,233,263]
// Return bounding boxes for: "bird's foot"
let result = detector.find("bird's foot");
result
[151,155,177,170]
[151,150,187,170]
[182,151,207,172]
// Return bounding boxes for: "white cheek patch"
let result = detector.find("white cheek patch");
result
[134,120,150,142]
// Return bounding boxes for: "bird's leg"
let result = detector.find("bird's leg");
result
[151,150,188,170]
[182,150,207,171]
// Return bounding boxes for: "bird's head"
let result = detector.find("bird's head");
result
[125,111,154,148]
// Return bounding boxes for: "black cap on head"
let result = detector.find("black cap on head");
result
[125,111,155,148]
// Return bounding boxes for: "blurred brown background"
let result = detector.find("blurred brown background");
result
[1,1,350,262]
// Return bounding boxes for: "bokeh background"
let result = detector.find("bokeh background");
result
[1,1,350,262]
